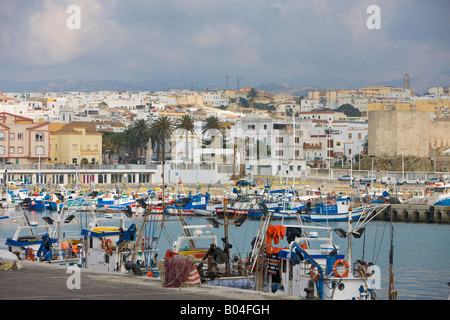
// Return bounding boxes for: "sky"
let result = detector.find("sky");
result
[1,0,449,90]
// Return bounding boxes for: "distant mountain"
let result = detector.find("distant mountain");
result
[1,70,449,95]
[255,82,320,97]
[0,79,180,93]
[374,70,450,95]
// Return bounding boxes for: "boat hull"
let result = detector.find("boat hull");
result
[303,207,365,222]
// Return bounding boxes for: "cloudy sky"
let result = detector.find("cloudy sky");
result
[1,0,449,89]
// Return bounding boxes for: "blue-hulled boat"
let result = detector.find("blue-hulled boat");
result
[303,197,365,222]
[166,193,211,215]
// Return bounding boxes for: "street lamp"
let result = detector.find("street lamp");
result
[140,155,145,184]
[37,146,44,184]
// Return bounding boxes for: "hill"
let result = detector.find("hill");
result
[255,82,319,97]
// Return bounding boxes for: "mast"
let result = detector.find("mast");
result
[388,206,397,300]
[347,148,353,269]
[347,202,352,270]
[223,198,230,276]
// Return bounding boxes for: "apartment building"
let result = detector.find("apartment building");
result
[49,122,103,165]
[0,112,50,166]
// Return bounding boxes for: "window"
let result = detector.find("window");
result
[0,133,4,141]
[9,147,14,154]
[18,133,23,140]
[348,133,352,139]
[276,150,283,156]
[276,137,284,143]
[18,147,23,154]
[36,133,44,141]
[73,144,77,150]
[9,133,14,140]
[36,146,44,155]
[358,133,362,140]
[72,158,78,164]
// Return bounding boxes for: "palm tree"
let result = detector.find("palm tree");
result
[128,119,151,159]
[202,115,226,148]
[176,114,196,161]
[101,131,123,163]
[150,116,174,161]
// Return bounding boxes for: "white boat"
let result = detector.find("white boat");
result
[302,197,366,222]
[255,203,391,300]
[80,202,162,275]
[4,206,80,262]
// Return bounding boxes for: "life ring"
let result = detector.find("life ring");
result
[333,259,349,278]
[327,199,337,206]
[310,265,320,281]
[103,238,113,255]
[26,248,35,261]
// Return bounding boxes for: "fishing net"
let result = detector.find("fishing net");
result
[163,256,199,288]
[0,250,22,271]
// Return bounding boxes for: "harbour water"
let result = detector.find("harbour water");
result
[1,207,449,300]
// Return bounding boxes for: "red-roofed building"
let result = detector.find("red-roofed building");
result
[0,113,50,176]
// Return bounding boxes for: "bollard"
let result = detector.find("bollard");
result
[429,206,434,223]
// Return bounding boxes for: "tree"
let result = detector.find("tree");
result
[150,116,174,161]
[247,88,258,100]
[125,119,151,159]
[102,131,123,163]
[202,115,226,148]
[202,115,226,135]
[176,114,196,160]
[337,104,361,117]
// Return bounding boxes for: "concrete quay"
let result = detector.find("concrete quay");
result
[0,260,298,301]
[373,204,450,224]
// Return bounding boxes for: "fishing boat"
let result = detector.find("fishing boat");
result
[80,197,164,275]
[433,183,450,206]
[252,203,391,300]
[215,195,262,217]
[164,224,218,259]
[302,197,367,222]
[163,201,254,289]
[4,205,80,262]
[165,193,211,216]
[248,191,306,220]
[3,188,29,207]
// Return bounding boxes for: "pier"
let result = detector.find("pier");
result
[373,204,450,224]
[0,260,296,301]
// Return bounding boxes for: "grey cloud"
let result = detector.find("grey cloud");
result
[1,0,449,89]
